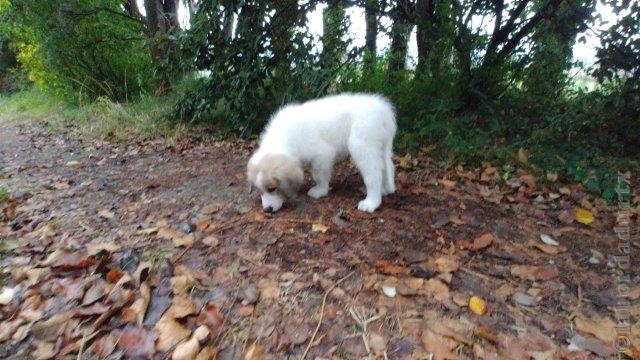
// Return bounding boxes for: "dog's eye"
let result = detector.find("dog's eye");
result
[267,186,277,193]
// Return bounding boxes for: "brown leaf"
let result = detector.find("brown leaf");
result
[82,279,107,305]
[511,265,559,281]
[167,295,197,319]
[196,346,218,360]
[44,250,95,271]
[106,268,125,283]
[117,326,158,358]
[75,302,110,316]
[470,233,494,251]
[31,313,73,342]
[244,343,264,360]
[558,209,575,225]
[98,209,115,219]
[530,241,567,255]
[202,235,220,247]
[258,279,279,300]
[421,327,458,359]
[376,260,411,276]
[433,256,460,273]
[172,326,210,360]
[155,315,192,352]
[121,282,151,325]
[32,342,57,360]
[575,315,616,344]
[197,303,224,336]
[91,334,118,358]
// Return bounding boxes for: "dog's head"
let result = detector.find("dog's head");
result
[247,153,304,213]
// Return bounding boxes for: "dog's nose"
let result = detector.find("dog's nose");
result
[264,206,274,213]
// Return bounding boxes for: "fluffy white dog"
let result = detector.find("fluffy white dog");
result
[247,93,397,213]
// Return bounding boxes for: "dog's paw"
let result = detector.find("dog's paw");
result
[308,186,329,199]
[357,198,381,212]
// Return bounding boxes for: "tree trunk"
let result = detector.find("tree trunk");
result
[162,0,180,30]
[415,0,435,75]
[364,0,378,75]
[321,0,347,70]
[387,2,411,78]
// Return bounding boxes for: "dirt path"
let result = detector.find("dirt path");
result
[0,123,638,359]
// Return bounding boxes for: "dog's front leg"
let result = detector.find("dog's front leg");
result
[307,157,333,199]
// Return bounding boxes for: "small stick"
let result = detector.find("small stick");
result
[301,271,356,360]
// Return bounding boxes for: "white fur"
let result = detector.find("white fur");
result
[248,93,397,212]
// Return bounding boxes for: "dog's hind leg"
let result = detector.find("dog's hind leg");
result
[382,141,395,195]
[349,140,383,212]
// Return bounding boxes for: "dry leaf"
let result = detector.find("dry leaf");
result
[122,282,150,325]
[311,223,330,233]
[172,326,210,360]
[196,347,218,360]
[575,207,595,225]
[546,172,558,182]
[167,295,197,318]
[196,303,224,336]
[511,265,559,281]
[155,316,192,352]
[258,279,279,300]
[244,343,264,360]
[98,209,115,219]
[202,235,219,247]
[33,342,56,360]
[471,233,493,251]
[469,296,487,315]
[117,326,158,357]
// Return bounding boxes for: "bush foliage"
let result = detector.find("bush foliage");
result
[0,0,638,198]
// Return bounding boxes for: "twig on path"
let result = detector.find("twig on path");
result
[300,270,356,360]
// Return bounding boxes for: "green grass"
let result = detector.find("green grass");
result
[0,88,193,142]
[0,186,7,203]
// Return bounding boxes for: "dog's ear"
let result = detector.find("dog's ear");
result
[277,160,304,195]
[246,161,258,195]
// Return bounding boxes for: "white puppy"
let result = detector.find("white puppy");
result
[247,93,397,213]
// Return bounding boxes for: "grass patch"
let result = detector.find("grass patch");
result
[0,88,193,142]
[0,186,8,203]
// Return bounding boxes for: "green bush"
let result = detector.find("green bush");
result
[2,0,153,101]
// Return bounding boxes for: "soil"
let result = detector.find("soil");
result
[0,123,638,359]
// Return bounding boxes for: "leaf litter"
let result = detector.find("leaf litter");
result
[0,124,638,358]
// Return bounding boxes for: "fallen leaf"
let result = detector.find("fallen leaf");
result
[470,233,493,251]
[172,326,210,360]
[557,209,575,224]
[197,303,224,336]
[167,295,197,318]
[117,326,158,357]
[421,327,458,359]
[33,342,56,360]
[155,316,192,352]
[469,296,487,315]
[376,260,411,276]
[433,256,460,273]
[82,279,107,305]
[575,315,616,343]
[575,207,595,225]
[106,268,125,283]
[65,160,81,167]
[244,343,264,360]
[136,227,159,235]
[398,153,417,169]
[546,172,558,182]
[196,346,218,360]
[202,235,219,247]
[121,282,151,325]
[91,334,118,357]
[98,209,115,219]
[258,279,279,300]
[311,223,330,233]
[511,265,559,281]
[31,313,73,342]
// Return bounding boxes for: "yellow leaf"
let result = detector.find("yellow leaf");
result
[469,296,487,315]
[575,207,595,225]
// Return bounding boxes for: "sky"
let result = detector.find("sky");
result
[145,1,618,67]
